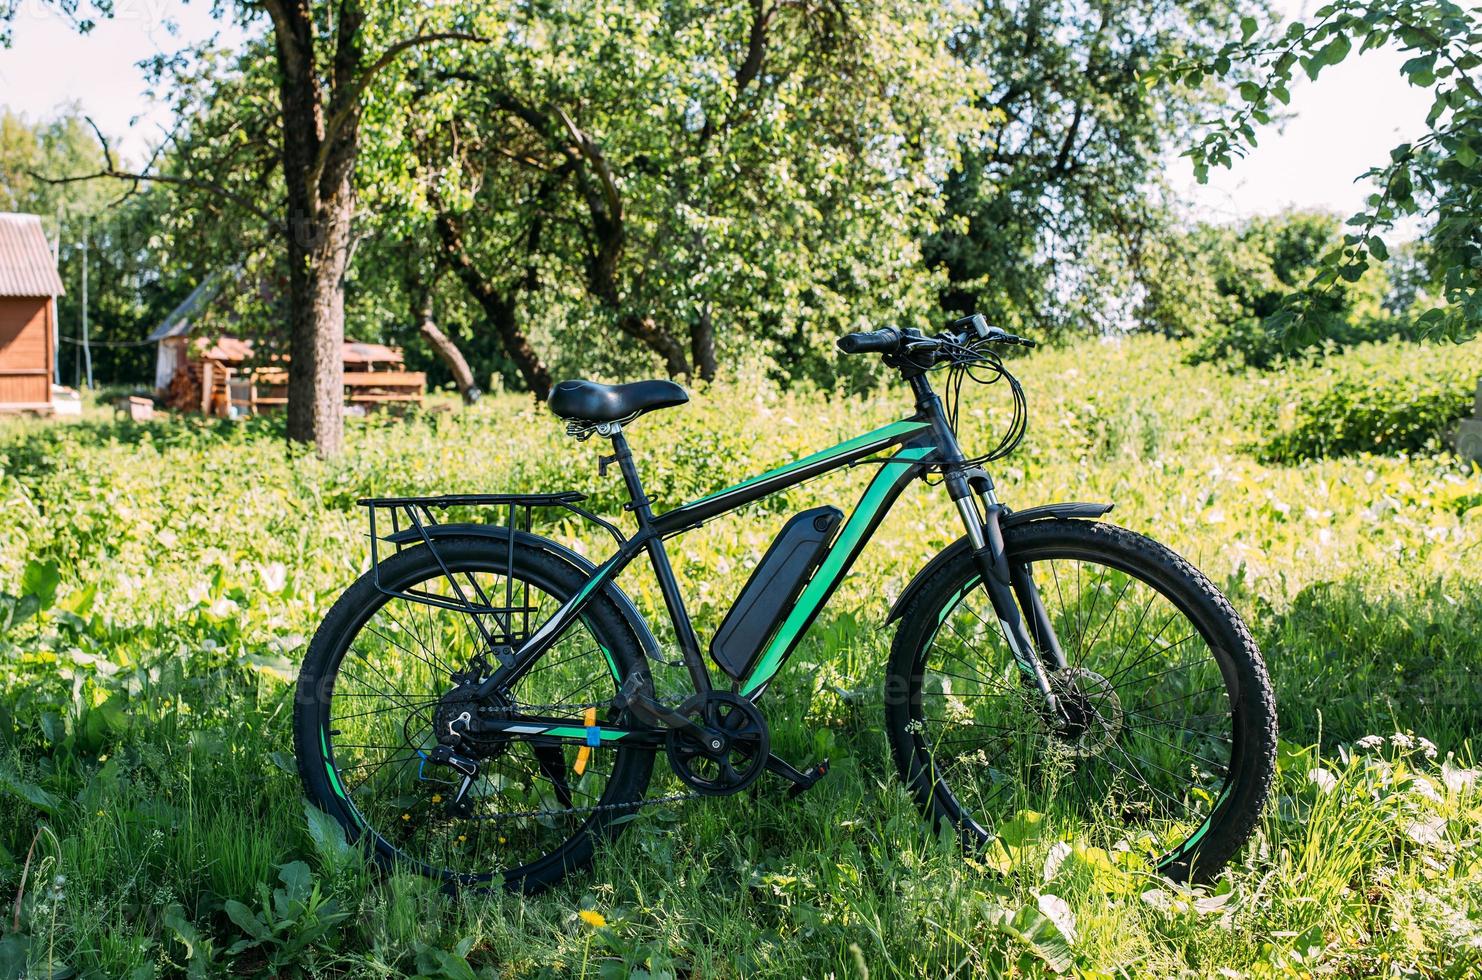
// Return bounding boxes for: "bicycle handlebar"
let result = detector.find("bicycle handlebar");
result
[836,328,902,354]
[836,318,1035,357]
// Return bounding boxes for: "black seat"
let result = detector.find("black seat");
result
[548,379,689,424]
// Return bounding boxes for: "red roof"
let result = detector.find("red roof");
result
[0,213,64,298]
[190,335,404,366]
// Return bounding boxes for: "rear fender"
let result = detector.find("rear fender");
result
[885,502,1112,624]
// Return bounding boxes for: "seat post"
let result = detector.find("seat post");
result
[605,427,654,526]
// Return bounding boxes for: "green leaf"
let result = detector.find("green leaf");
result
[1315,34,1351,68]
[1238,81,1263,102]
[162,903,202,961]
[1240,16,1258,42]
[997,902,1075,973]
[1401,54,1436,86]
[20,559,60,611]
[276,860,314,907]
[244,654,297,684]
[303,800,358,870]
[223,899,269,942]
[0,764,59,815]
[57,583,96,617]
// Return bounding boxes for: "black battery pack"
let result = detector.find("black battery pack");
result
[710,505,843,680]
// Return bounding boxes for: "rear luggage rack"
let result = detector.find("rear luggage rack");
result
[358,491,624,649]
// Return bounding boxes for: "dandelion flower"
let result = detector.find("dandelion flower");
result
[401,813,410,822]
[431,794,443,803]
[578,910,607,928]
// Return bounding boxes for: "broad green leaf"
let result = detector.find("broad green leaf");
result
[223,899,269,941]
[0,765,59,815]
[20,559,60,611]
[303,800,359,870]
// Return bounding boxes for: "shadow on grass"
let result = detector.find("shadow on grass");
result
[1256,573,1482,752]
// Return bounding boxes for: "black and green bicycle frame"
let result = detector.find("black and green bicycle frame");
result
[441,369,1075,750]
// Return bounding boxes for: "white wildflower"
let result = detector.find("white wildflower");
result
[1356,735,1385,751]
[1443,763,1478,794]
[259,562,287,592]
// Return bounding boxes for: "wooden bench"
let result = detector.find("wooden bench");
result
[239,367,425,413]
[343,370,425,404]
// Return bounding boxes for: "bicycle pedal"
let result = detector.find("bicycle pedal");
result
[785,758,830,799]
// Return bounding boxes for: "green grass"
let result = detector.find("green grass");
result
[1,336,1480,977]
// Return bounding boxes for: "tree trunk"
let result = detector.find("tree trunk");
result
[434,210,553,399]
[619,313,690,378]
[691,307,717,382]
[283,182,350,455]
[269,0,350,457]
[416,303,481,403]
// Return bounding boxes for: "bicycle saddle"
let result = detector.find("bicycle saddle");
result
[548,379,689,424]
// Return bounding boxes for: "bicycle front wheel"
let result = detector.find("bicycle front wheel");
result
[885,519,1276,882]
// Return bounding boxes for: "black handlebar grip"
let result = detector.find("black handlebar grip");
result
[837,328,901,354]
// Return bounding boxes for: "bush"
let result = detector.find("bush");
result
[1254,339,1482,462]
[1187,313,1424,370]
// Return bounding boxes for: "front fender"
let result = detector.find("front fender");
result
[885,502,1113,624]
[382,523,662,663]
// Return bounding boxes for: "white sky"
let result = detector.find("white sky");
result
[0,1,1436,229]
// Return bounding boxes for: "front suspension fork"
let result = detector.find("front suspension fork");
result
[952,490,1067,718]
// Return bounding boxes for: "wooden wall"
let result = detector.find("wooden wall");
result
[0,296,53,408]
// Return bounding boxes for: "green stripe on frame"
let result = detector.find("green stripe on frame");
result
[681,419,930,509]
[544,726,629,741]
[740,445,933,695]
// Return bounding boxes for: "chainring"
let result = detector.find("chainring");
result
[665,691,770,796]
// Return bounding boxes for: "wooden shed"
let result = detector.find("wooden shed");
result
[0,213,64,413]
[147,276,424,416]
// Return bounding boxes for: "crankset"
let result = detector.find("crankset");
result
[665,692,770,796]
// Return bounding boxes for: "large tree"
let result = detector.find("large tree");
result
[360,0,980,388]
[927,0,1264,335]
[4,2,486,455]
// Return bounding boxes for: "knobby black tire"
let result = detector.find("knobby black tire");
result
[293,535,656,893]
[885,519,1276,882]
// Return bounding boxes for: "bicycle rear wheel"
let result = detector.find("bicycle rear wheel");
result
[293,535,655,892]
[885,519,1276,882]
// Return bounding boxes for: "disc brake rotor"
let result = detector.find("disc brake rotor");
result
[1049,667,1124,758]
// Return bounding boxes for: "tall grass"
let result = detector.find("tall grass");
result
[0,336,1479,976]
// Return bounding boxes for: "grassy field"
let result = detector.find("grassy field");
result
[2,336,1481,978]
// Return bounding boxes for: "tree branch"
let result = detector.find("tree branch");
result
[313,28,492,188]
[30,167,281,228]
[556,107,621,221]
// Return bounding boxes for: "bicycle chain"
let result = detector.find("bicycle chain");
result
[452,694,707,824]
